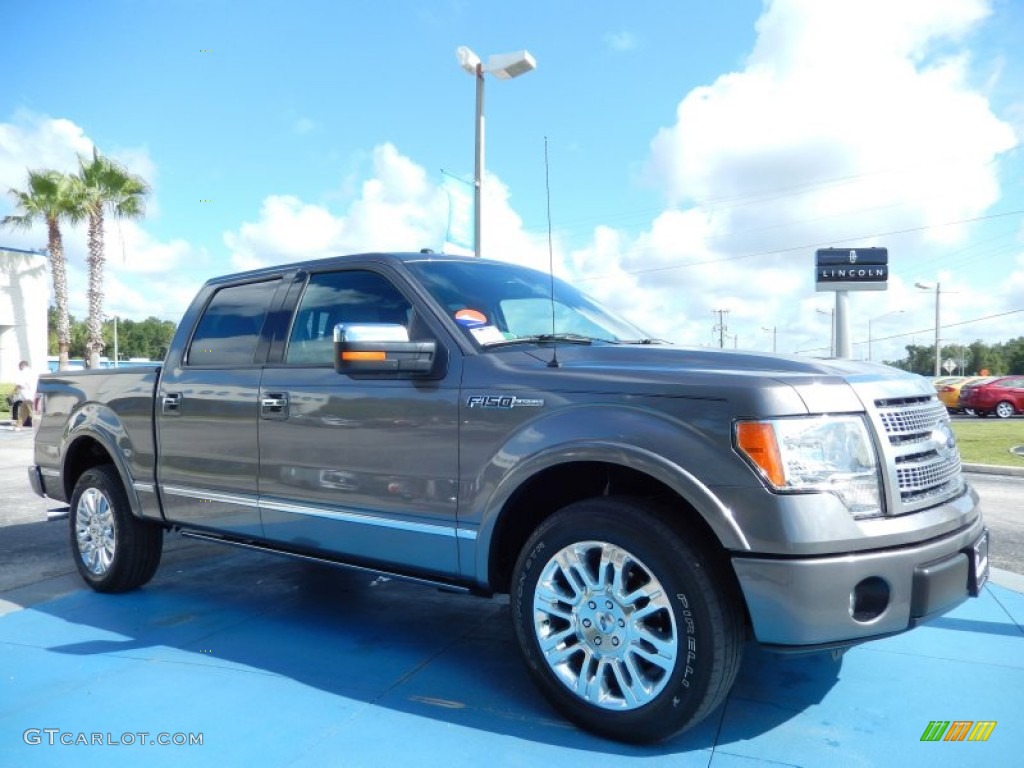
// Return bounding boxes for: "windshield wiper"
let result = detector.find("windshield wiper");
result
[621,338,668,345]
[485,333,603,347]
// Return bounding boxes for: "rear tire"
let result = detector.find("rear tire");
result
[511,497,744,743]
[995,401,1015,419]
[70,465,163,593]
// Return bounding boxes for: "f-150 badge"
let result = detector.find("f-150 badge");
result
[467,395,544,409]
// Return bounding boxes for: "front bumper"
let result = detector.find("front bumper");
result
[733,516,988,648]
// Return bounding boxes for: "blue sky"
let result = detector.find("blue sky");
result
[2,0,1022,364]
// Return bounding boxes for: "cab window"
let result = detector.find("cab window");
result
[187,279,280,366]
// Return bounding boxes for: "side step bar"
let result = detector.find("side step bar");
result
[178,529,472,594]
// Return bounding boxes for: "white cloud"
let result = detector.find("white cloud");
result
[293,117,318,135]
[222,142,547,271]
[607,0,1020,356]
[605,31,637,52]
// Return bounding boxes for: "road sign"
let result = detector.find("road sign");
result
[943,358,956,373]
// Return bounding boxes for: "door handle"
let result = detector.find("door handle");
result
[261,392,289,419]
[161,392,182,415]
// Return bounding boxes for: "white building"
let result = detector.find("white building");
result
[0,247,48,382]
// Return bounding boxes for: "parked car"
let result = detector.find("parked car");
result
[934,376,989,414]
[959,376,1024,418]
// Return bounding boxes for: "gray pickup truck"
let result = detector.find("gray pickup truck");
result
[29,252,988,743]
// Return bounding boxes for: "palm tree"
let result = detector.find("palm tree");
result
[74,149,150,367]
[2,170,83,370]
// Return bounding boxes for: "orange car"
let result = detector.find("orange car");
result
[934,376,989,414]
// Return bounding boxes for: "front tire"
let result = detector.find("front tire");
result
[70,465,163,593]
[511,497,744,743]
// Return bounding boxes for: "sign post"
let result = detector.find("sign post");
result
[815,248,889,359]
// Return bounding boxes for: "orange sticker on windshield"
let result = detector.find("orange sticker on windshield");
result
[455,309,488,327]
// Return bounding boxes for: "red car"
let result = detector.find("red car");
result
[959,376,1024,418]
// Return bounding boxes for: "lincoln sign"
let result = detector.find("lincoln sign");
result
[815,247,888,291]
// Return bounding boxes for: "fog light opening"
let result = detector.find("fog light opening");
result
[851,577,890,622]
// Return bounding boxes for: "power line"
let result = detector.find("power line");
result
[576,208,1024,282]
[803,307,1024,355]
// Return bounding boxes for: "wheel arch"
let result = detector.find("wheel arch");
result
[62,432,144,520]
[480,446,749,594]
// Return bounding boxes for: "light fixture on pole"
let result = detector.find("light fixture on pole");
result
[761,326,777,353]
[456,46,536,258]
[867,309,904,362]
[914,282,941,376]
[815,308,835,356]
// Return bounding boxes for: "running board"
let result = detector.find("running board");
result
[178,530,472,594]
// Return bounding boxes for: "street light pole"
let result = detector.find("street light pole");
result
[915,282,941,376]
[815,308,835,356]
[762,326,777,353]
[457,46,536,258]
[868,309,905,362]
[473,62,484,259]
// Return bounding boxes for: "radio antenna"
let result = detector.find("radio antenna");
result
[544,136,560,368]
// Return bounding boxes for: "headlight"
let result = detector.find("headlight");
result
[735,415,883,517]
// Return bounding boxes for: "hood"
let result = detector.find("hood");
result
[469,343,933,417]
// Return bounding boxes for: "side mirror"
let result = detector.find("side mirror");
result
[333,324,437,374]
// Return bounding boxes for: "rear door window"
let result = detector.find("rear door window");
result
[187,280,281,366]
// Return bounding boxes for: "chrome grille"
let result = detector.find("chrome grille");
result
[875,395,964,510]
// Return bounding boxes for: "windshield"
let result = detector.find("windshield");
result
[405,260,650,347]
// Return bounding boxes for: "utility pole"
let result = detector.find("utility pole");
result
[713,310,730,349]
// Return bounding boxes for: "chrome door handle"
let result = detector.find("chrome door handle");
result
[261,392,289,419]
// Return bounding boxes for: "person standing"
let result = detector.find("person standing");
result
[12,360,37,431]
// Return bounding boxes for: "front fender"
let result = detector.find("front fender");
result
[462,402,755,585]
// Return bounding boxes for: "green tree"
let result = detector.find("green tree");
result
[2,170,84,369]
[73,149,150,367]
[1002,337,1024,375]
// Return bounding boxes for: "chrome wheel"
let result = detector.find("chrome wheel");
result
[532,540,676,710]
[75,487,116,576]
[995,401,1015,419]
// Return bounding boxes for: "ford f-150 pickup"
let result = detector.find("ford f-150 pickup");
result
[29,252,989,743]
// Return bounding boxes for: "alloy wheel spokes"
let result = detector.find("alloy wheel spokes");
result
[76,488,115,575]
[533,540,678,710]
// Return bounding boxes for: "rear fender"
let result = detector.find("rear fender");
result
[60,403,154,521]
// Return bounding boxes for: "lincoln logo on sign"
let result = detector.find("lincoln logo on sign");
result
[815,247,889,292]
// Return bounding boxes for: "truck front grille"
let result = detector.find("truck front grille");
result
[874,395,964,512]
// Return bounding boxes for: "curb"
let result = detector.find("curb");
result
[990,567,1024,594]
[963,463,1024,478]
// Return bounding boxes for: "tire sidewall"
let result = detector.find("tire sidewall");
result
[512,499,728,742]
